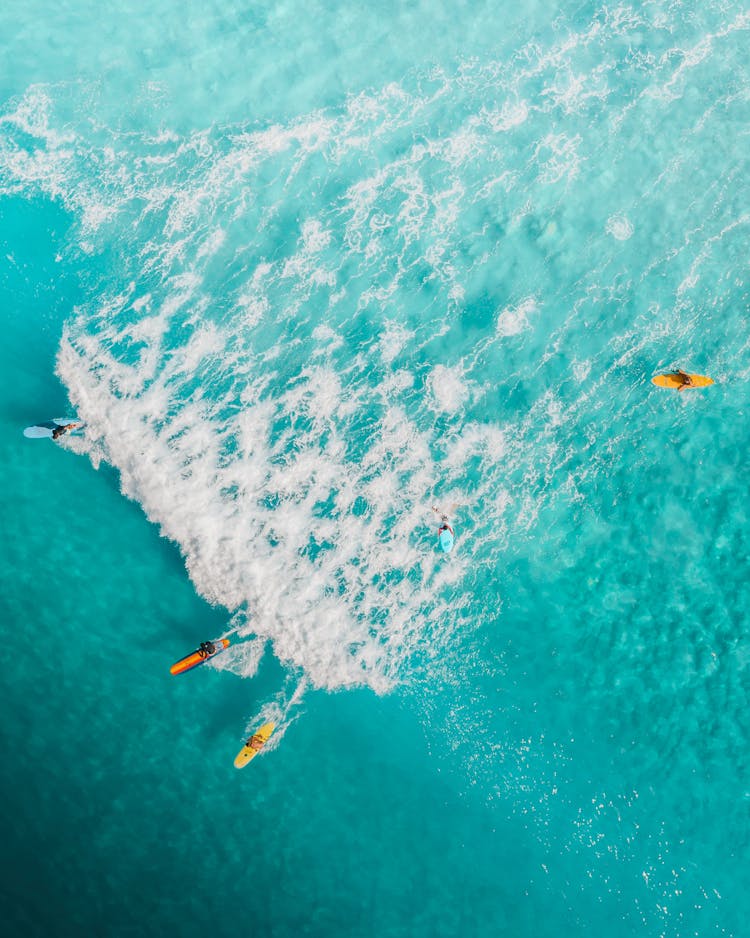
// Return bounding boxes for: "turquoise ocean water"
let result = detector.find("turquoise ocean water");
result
[2,1,750,935]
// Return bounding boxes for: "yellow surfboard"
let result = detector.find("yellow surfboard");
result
[234,722,276,769]
[651,372,714,390]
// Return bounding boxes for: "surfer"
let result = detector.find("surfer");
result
[438,520,454,542]
[651,370,712,392]
[433,506,455,553]
[170,638,229,674]
[234,723,275,767]
[52,422,77,440]
[675,369,695,392]
[198,641,216,659]
[247,733,267,752]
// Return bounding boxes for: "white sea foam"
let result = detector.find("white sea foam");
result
[573,359,592,383]
[57,319,472,693]
[427,365,470,413]
[605,214,634,241]
[209,638,266,679]
[379,321,414,364]
[483,100,529,132]
[533,132,582,184]
[496,297,538,337]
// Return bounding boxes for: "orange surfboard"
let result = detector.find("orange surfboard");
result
[170,638,230,675]
[651,372,714,390]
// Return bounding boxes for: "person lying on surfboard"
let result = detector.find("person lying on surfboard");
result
[52,422,78,440]
[198,641,217,659]
[438,519,454,540]
[247,733,267,752]
[433,506,455,553]
[675,369,695,392]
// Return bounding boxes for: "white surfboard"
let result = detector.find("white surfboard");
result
[23,417,84,440]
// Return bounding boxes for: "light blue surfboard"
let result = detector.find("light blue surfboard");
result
[438,526,455,553]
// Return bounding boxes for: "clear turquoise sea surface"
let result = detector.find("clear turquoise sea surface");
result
[2,2,750,935]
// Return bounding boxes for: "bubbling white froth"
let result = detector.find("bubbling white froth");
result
[57,325,469,694]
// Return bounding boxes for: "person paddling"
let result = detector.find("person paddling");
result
[198,641,217,659]
[675,369,695,392]
[52,422,77,440]
[247,733,267,752]
[433,506,455,553]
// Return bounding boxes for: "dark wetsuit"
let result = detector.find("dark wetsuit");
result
[52,422,77,440]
